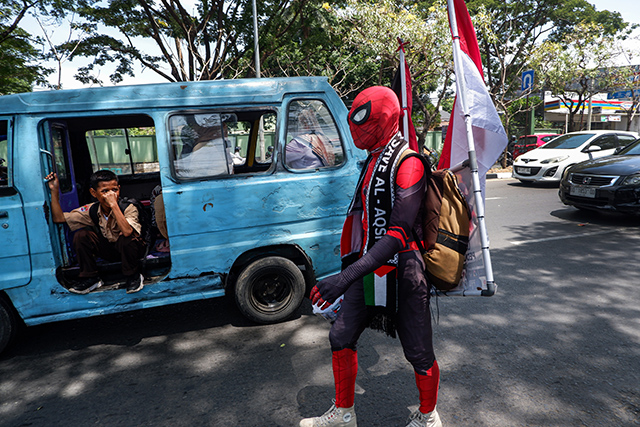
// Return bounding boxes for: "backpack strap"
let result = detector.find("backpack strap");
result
[118,199,132,214]
[88,200,134,230]
[88,202,100,228]
[397,148,431,255]
[397,148,432,174]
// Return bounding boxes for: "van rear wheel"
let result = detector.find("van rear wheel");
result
[234,256,305,324]
[0,297,18,355]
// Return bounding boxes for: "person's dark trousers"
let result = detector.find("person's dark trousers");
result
[73,228,147,278]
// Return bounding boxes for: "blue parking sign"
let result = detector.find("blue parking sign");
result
[521,70,534,91]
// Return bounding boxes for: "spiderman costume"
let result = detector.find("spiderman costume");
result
[302,87,442,427]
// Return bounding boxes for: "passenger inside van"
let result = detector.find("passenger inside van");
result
[174,114,235,178]
[286,108,335,169]
[0,158,7,186]
[46,170,147,295]
[150,185,169,253]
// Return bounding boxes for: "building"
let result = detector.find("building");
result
[544,93,640,134]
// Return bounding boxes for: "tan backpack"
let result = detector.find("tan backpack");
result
[415,168,471,291]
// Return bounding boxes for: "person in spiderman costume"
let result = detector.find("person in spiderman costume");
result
[299,86,442,427]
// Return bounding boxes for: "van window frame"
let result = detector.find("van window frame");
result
[0,116,15,195]
[283,97,347,173]
[167,107,279,181]
[44,122,75,194]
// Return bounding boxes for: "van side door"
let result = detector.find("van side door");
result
[0,117,31,290]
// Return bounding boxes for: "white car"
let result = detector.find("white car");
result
[512,130,638,183]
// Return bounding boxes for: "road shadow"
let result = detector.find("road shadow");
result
[428,217,640,426]
[2,214,640,426]
[551,206,640,227]
[2,294,310,359]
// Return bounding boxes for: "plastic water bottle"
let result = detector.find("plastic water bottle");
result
[312,295,344,322]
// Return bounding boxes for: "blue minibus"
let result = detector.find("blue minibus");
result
[0,77,365,354]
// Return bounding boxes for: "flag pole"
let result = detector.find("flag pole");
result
[447,0,496,296]
[398,39,410,144]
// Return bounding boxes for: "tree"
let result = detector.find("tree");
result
[618,89,640,132]
[34,14,92,89]
[254,2,379,99]
[325,0,458,145]
[0,0,52,94]
[606,55,640,131]
[54,0,342,85]
[530,23,627,132]
[466,0,632,138]
[0,0,38,44]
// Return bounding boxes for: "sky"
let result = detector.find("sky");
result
[24,0,640,90]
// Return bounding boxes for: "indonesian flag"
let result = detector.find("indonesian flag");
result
[438,0,507,179]
[436,0,507,294]
[391,41,419,152]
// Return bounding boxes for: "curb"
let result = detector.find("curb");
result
[486,172,512,179]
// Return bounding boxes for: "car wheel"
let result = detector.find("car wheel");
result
[0,297,18,355]
[234,256,305,324]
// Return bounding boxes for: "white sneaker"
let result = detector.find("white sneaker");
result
[406,408,442,427]
[125,273,144,293]
[299,401,357,427]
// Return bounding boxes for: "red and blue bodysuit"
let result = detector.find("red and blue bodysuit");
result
[309,86,440,421]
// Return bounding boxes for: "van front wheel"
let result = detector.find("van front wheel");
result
[0,297,18,355]
[234,256,305,324]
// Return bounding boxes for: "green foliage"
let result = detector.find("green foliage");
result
[0,0,55,94]
[0,28,51,95]
[505,95,543,136]
[58,0,348,85]
[530,22,627,132]
[256,0,380,98]
[323,0,458,142]
[440,97,454,114]
[465,0,630,137]
[92,127,156,137]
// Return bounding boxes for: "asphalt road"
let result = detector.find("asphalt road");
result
[1,178,639,427]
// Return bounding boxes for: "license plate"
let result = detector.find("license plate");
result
[570,185,596,198]
[516,166,531,175]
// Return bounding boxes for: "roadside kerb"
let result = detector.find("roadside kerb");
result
[486,172,512,179]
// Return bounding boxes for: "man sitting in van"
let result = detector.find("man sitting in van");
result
[286,108,335,169]
[46,170,147,295]
[173,114,235,178]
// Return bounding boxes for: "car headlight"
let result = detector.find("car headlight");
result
[621,174,640,186]
[540,156,569,164]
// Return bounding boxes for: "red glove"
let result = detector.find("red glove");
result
[309,285,330,309]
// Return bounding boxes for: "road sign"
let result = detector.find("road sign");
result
[521,70,534,92]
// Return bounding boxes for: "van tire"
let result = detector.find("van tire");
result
[0,297,18,355]
[234,256,305,324]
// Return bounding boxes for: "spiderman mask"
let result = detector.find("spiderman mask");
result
[348,86,400,152]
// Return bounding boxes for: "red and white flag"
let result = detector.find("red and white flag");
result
[437,0,507,295]
[391,40,418,152]
[438,0,507,179]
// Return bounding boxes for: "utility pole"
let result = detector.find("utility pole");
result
[252,0,266,161]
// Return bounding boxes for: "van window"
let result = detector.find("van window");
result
[87,127,159,175]
[285,100,344,170]
[50,124,74,193]
[170,110,276,179]
[0,120,8,187]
